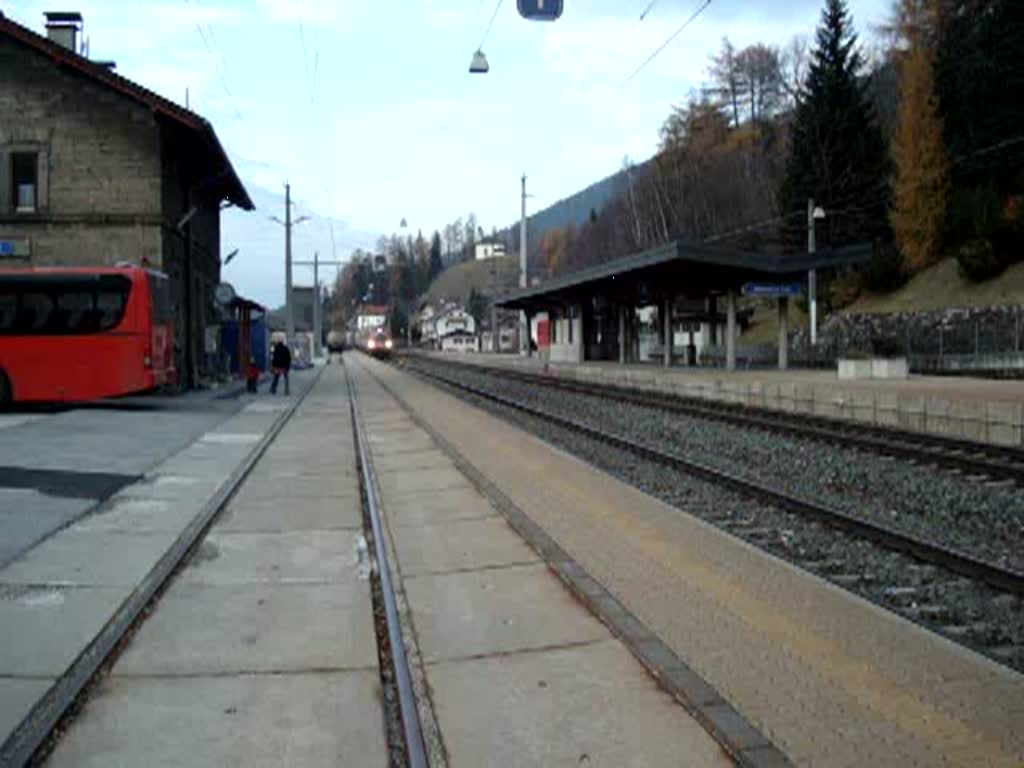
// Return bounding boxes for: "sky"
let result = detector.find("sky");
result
[7,0,889,305]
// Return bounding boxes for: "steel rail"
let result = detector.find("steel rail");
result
[406,356,1024,486]
[344,358,428,768]
[406,363,1024,598]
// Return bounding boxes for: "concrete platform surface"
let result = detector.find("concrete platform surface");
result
[419,351,1024,446]
[352,358,734,768]
[40,363,389,767]
[0,368,344,760]
[430,639,732,768]
[368,355,1024,767]
[46,671,386,768]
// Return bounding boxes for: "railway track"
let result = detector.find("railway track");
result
[344,358,428,768]
[407,356,1024,487]
[400,359,1024,669]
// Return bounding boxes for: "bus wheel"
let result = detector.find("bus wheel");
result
[0,370,12,407]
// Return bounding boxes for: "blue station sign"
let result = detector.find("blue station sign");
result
[518,0,563,21]
[0,239,30,259]
[742,282,803,298]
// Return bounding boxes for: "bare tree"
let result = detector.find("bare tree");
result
[707,37,745,128]
[780,35,809,104]
[736,44,784,125]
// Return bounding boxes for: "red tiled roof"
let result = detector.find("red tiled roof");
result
[0,11,253,210]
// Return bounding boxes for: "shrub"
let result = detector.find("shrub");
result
[861,241,907,293]
[956,238,1003,282]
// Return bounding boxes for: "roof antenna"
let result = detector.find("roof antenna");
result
[185,87,190,109]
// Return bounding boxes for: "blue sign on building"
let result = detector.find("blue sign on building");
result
[0,239,29,258]
[742,282,803,298]
[517,0,563,20]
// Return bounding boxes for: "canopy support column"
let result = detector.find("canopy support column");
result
[726,290,737,371]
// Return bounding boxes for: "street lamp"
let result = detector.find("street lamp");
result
[807,200,826,346]
[399,217,415,345]
[470,50,490,73]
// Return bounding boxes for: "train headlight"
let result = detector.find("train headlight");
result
[367,339,376,350]
[385,339,393,349]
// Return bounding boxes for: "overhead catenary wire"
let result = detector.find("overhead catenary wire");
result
[184,0,244,122]
[622,0,713,87]
[638,0,659,21]
[298,20,316,107]
[478,0,505,51]
[702,210,804,244]
[441,0,500,134]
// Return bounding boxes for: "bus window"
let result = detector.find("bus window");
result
[95,285,129,331]
[149,273,173,324]
[0,291,15,331]
[56,292,94,332]
[18,292,54,333]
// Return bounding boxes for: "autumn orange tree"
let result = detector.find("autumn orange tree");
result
[890,0,949,273]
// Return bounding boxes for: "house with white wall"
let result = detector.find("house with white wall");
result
[474,237,506,261]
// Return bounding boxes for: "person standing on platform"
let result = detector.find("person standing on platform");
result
[270,341,291,395]
[245,356,260,393]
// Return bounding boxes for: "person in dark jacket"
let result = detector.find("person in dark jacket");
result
[270,341,292,395]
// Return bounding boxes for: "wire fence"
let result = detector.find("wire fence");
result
[696,307,1024,377]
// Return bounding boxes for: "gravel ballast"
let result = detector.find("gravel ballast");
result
[407,361,1024,672]
[413,361,1024,572]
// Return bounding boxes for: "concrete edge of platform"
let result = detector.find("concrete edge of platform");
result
[0,368,325,767]
[373,364,793,768]
[408,351,1024,448]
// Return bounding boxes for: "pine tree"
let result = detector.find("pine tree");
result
[936,0,1024,275]
[778,0,891,250]
[428,231,444,281]
[890,0,949,273]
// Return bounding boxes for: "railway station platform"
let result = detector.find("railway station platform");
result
[2,357,736,766]
[0,366,327,765]
[416,351,1024,448]
[347,358,734,767]
[363,354,1024,768]
[6,351,1021,766]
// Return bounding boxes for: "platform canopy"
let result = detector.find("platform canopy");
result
[495,240,871,312]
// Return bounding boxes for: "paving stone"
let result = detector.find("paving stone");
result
[47,671,387,768]
[0,677,52,742]
[0,530,178,587]
[428,639,731,768]
[382,486,498,527]
[0,585,128,676]
[179,530,364,585]
[391,517,539,576]
[116,579,376,678]
[216,494,363,532]
[404,563,608,662]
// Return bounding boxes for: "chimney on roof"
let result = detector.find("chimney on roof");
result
[43,12,83,53]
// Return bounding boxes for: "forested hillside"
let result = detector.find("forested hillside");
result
[497,0,1024,314]
[335,0,1023,338]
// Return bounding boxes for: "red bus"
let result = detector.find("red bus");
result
[0,266,175,403]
